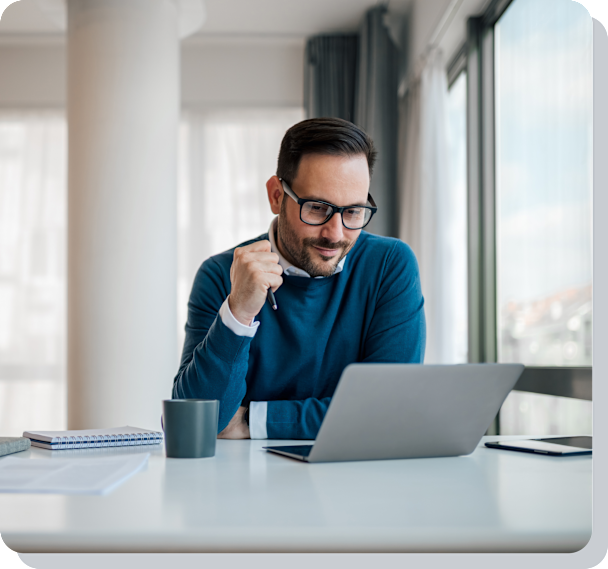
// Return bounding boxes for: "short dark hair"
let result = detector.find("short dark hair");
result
[277,117,377,184]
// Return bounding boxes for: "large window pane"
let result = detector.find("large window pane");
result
[495,0,592,367]
[495,0,592,435]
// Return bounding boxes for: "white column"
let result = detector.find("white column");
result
[67,0,180,429]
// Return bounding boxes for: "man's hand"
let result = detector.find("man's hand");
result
[228,240,283,325]
[218,406,250,439]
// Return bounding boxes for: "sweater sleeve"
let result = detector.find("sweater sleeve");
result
[266,397,331,440]
[172,257,253,432]
[264,240,426,441]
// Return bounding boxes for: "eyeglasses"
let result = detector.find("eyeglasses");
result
[279,179,378,230]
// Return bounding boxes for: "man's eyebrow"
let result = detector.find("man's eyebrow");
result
[303,196,369,207]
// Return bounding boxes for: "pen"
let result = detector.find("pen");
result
[266,289,278,311]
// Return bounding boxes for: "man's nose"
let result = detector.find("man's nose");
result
[320,212,345,244]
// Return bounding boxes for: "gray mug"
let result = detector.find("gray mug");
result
[162,399,219,458]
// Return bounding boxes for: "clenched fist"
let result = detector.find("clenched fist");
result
[228,240,283,326]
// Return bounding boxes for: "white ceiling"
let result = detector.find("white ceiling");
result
[0,0,56,33]
[0,0,492,70]
[0,0,415,37]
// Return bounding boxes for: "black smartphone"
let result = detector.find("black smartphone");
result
[485,436,592,456]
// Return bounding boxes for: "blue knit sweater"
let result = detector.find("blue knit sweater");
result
[173,231,426,439]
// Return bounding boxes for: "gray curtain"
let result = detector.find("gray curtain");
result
[303,7,400,238]
[355,5,400,238]
[304,35,359,122]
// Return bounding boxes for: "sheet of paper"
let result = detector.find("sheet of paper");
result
[0,453,149,495]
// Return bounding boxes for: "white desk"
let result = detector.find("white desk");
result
[0,436,591,553]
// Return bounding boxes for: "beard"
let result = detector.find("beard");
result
[277,206,355,278]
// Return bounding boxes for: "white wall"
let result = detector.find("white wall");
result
[0,42,66,107]
[0,38,305,108]
[182,38,304,108]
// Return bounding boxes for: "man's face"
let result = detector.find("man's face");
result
[268,153,370,278]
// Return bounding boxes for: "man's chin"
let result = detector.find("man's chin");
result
[308,267,336,278]
[308,255,341,277]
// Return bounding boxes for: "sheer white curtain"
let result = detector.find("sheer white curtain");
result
[177,107,305,356]
[399,48,466,364]
[0,106,304,435]
[0,111,67,435]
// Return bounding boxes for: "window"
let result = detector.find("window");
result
[466,0,592,435]
[494,0,592,435]
[495,0,592,367]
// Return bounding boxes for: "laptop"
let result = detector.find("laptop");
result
[264,363,524,463]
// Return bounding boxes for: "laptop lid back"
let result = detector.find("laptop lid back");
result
[307,363,524,463]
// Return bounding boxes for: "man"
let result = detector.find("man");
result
[173,117,426,440]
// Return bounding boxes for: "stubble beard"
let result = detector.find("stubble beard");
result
[277,206,354,278]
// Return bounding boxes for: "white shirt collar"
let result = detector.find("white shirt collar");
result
[268,217,346,279]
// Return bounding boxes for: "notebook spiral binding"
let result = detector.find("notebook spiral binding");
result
[49,432,162,450]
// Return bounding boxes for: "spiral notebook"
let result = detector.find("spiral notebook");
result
[23,426,163,450]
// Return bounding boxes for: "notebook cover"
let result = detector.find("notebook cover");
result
[0,437,31,457]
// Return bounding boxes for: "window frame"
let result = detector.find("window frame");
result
[456,0,592,417]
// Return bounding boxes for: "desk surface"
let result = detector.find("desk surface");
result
[0,436,591,553]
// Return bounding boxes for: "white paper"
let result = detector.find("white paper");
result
[0,453,149,495]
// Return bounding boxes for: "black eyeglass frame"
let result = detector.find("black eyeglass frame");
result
[279,178,378,230]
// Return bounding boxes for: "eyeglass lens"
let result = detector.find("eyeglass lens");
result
[300,202,372,229]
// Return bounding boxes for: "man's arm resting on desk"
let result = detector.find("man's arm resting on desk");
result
[214,300,326,440]
[216,300,329,440]
[265,397,332,440]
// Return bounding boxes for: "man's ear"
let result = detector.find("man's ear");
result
[266,176,283,215]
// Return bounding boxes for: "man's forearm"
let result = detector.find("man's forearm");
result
[265,397,332,440]
[173,314,253,432]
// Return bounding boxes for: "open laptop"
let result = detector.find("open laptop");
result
[264,363,524,463]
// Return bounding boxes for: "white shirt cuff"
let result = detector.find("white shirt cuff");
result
[219,298,259,338]
[249,401,268,439]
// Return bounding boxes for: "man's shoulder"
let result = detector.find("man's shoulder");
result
[354,232,417,267]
